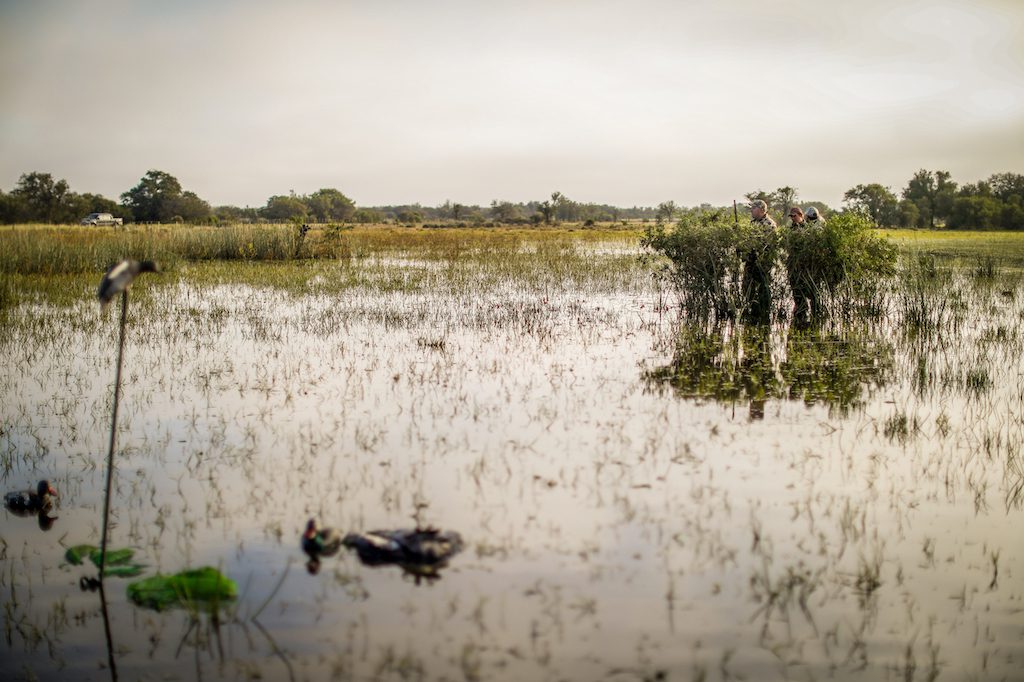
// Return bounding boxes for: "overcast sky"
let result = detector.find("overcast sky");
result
[1,0,1021,208]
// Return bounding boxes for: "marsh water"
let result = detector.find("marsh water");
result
[2,236,1023,681]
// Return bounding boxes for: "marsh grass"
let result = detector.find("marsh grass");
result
[0,223,642,277]
[2,226,1024,680]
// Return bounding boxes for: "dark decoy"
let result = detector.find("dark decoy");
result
[302,518,343,558]
[342,527,463,568]
[4,480,58,513]
[97,259,159,311]
[303,518,344,574]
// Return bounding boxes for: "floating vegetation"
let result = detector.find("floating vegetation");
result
[64,544,147,577]
[127,567,237,612]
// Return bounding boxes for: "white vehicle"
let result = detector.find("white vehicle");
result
[81,212,123,226]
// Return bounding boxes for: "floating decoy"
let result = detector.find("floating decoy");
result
[4,480,58,513]
[302,518,343,558]
[342,527,463,567]
[303,518,344,575]
[97,259,159,311]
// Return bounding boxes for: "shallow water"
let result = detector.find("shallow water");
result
[1,244,1022,681]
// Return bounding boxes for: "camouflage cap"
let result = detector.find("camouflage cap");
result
[749,199,768,211]
[805,206,820,219]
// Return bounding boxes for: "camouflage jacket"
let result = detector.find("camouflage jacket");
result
[751,215,777,232]
[747,215,779,258]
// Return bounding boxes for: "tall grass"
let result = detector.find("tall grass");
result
[0,225,307,274]
[0,223,642,276]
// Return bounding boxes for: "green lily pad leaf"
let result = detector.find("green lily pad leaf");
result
[127,567,237,612]
[89,548,135,567]
[65,544,98,565]
[102,564,147,578]
[64,545,146,577]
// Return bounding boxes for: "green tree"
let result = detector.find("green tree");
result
[121,170,183,222]
[948,195,1003,229]
[988,172,1024,229]
[306,188,355,222]
[397,209,423,224]
[843,184,899,226]
[65,192,124,223]
[121,170,209,223]
[352,208,384,223]
[897,199,920,228]
[775,186,798,215]
[0,190,27,223]
[490,200,519,223]
[1001,199,1024,230]
[262,195,309,221]
[11,172,71,223]
[551,191,580,222]
[168,191,212,223]
[214,205,259,223]
[437,200,466,221]
[655,201,677,224]
[903,169,957,228]
[536,200,555,224]
[744,189,774,205]
[743,188,797,216]
[988,172,1024,203]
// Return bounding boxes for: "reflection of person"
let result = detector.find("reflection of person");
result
[786,206,813,320]
[744,200,778,320]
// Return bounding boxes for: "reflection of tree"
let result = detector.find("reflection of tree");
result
[645,323,893,415]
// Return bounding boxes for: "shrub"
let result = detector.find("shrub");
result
[642,211,782,321]
[643,210,897,323]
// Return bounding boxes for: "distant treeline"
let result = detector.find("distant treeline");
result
[1,168,1022,229]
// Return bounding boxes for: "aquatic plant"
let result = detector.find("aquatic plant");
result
[127,567,237,611]
[64,544,146,577]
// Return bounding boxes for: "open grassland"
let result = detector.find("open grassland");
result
[880,228,1024,267]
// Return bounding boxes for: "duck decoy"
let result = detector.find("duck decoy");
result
[302,518,343,559]
[5,480,58,514]
[342,527,463,567]
[97,259,159,311]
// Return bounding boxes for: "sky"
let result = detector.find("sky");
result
[1,0,1022,209]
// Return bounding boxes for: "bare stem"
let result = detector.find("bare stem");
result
[99,288,129,579]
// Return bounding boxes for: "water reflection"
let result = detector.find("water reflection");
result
[4,506,59,530]
[646,322,893,415]
[342,527,464,585]
[97,581,119,682]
